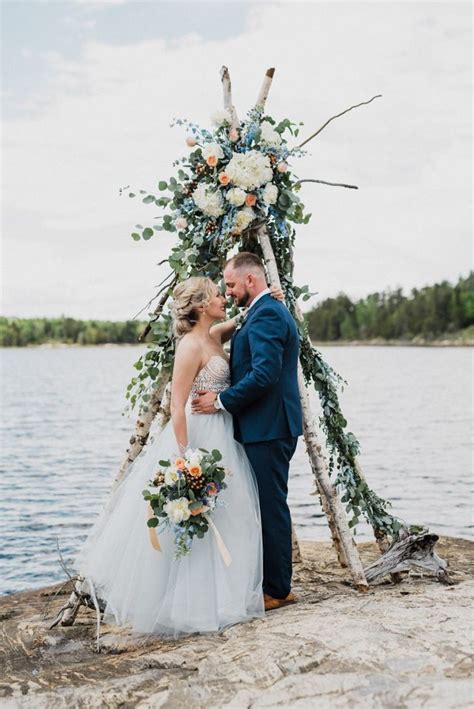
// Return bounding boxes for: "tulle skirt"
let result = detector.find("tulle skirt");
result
[75,407,264,638]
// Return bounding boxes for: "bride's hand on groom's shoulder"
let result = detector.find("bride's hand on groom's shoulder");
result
[270,285,285,302]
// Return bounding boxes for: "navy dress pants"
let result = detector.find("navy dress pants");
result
[244,437,298,599]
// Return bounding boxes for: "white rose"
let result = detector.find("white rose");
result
[262,183,279,205]
[185,448,204,466]
[234,207,256,233]
[260,121,282,147]
[226,187,247,207]
[192,183,225,217]
[190,452,203,467]
[202,142,224,161]
[210,109,232,127]
[164,497,191,524]
[164,466,180,486]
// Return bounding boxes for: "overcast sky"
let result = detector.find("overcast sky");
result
[1,0,472,319]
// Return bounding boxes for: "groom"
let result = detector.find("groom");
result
[192,252,303,610]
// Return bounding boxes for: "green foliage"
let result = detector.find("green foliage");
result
[305,273,474,342]
[0,317,149,347]
[124,107,427,543]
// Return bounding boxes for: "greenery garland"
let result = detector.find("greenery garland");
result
[124,106,412,541]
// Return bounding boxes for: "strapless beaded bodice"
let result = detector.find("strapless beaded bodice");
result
[190,355,230,398]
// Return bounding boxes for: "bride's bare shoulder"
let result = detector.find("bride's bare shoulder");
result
[175,333,202,360]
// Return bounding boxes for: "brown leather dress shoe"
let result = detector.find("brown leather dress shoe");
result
[264,591,296,611]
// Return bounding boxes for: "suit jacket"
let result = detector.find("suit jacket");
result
[219,293,303,444]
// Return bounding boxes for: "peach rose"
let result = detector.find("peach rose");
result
[245,193,257,207]
[186,136,197,147]
[206,155,218,167]
[277,162,288,173]
[191,506,205,517]
[175,457,186,469]
[189,464,202,477]
[229,128,239,142]
[218,172,230,186]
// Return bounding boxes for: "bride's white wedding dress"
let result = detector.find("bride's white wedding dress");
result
[75,355,264,637]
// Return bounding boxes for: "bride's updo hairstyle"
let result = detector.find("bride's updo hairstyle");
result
[171,276,216,338]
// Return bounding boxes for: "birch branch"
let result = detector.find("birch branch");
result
[138,275,178,341]
[294,178,358,190]
[257,222,368,590]
[297,94,382,148]
[220,65,239,129]
[255,67,275,111]
[132,271,176,326]
[115,373,171,488]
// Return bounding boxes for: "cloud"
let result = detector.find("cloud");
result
[73,0,128,5]
[2,1,471,318]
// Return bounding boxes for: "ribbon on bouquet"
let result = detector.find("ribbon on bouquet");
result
[204,513,232,567]
[147,503,162,551]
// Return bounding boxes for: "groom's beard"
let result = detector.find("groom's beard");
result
[236,290,251,308]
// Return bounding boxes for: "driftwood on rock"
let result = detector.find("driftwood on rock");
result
[364,531,451,584]
[49,577,105,629]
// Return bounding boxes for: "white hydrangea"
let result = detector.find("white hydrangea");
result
[192,183,225,217]
[164,497,191,524]
[201,142,224,161]
[260,121,282,147]
[234,207,256,232]
[225,150,273,190]
[210,109,232,127]
[262,183,279,205]
[226,187,247,207]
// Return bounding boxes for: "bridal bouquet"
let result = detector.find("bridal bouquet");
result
[143,448,227,559]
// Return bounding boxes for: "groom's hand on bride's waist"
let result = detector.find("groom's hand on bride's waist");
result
[191,390,219,414]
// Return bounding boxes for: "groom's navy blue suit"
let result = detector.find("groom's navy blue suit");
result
[219,293,303,599]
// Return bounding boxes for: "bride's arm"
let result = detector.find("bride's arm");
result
[210,287,285,344]
[170,337,202,454]
[210,312,247,345]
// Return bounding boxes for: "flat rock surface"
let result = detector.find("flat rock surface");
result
[1,537,472,708]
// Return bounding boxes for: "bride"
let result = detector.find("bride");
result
[75,276,281,638]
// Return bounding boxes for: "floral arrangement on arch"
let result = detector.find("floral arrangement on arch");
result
[125,79,406,541]
[127,107,311,264]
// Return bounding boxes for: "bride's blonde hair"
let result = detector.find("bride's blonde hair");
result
[170,276,216,338]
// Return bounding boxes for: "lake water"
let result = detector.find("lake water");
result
[0,345,472,595]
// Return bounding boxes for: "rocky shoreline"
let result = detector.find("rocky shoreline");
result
[1,536,473,708]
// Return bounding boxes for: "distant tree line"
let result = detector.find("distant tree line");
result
[2,273,473,346]
[305,273,474,341]
[0,317,148,347]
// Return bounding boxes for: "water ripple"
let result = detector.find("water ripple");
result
[0,344,472,595]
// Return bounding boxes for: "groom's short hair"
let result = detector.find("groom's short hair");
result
[226,252,265,275]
